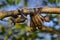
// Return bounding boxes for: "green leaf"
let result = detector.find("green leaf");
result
[15,23,21,29]
[0,2,6,8]
[16,0,21,4]
[58,0,60,3]
[15,23,26,30]
[48,0,55,4]
[6,0,15,5]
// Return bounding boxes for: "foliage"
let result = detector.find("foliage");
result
[16,0,21,5]
[58,0,60,3]
[0,23,41,40]
[48,0,56,4]
[0,1,6,8]
[6,0,21,5]
[24,0,28,7]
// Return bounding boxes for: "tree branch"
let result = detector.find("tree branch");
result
[27,26,60,34]
[0,10,19,20]
[41,27,60,34]
[0,8,60,19]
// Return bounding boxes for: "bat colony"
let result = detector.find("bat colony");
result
[5,8,45,31]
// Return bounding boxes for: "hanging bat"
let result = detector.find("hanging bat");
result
[30,8,45,31]
[10,9,27,25]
